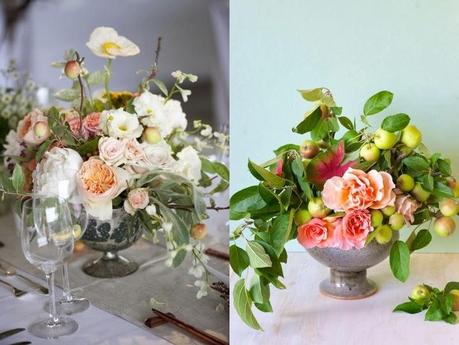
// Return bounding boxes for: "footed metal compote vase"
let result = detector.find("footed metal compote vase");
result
[307,232,399,299]
[81,208,143,278]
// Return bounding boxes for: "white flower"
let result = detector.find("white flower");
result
[171,70,198,83]
[3,130,22,159]
[133,91,187,137]
[177,86,191,102]
[98,137,126,166]
[175,146,201,183]
[100,108,143,139]
[86,27,139,59]
[141,141,175,169]
[200,125,212,137]
[145,204,157,216]
[33,147,83,203]
[194,280,209,299]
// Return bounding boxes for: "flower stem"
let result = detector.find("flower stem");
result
[105,59,113,108]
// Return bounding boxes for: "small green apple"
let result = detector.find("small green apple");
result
[382,206,396,217]
[450,289,459,311]
[396,174,415,192]
[300,140,319,159]
[411,284,431,305]
[143,127,162,144]
[33,122,50,140]
[374,128,398,150]
[294,208,312,225]
[389,212,405,231]
[439,198,458,217]
[360,143,380,162]
[434,216,456,237]
[375,225,393,245]
[411,183,431,202]
[307,197,330,218]
[447,177,459,198]
[371,209,384,227]
[401,124,422,149]
[191,223,208,240]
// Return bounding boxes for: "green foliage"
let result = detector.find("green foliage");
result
[363,90,393,116]
[390,241,410,282]
[233,279,262,330]
[11,165,24,193]
[381,113,410,132]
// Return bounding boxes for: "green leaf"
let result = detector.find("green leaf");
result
[152,79,168,96]
[249,275,270,304]
[410,229,432,252]
[229,245,250,276]
[11,165,24,193]
[248,160,285,188]
[422,175,434,192]
[390,241,410,282]
[402,156,430,171]
[291,155,313,199]
[35,140,52,162]
[425,300,443,321]
[381,113,410,132]
[75,137,99,156]
[86,70,106,85]
[271,212,293,256]
[393,301,424,314]
[298,88,323,101]
[233,279,262,330]
[54,88,80,101]
[444,281,459,294]
[443,312,457,324]
[437,159,452,176]
[363,90,394,116]
[273,144,299,155]
[292,106,321,134]
[246,241,272,268]
[432,182,454,198]
[338,116,354,130]
[230,186,265,220]
[254,301,273,313]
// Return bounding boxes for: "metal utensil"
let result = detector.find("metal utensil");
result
[9,342,31,345]
[0,264,48,294]
[0,328,25,341]
[0,279,27,297]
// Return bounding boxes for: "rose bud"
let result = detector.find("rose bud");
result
[64,60,81,80]
[33,121,50,140]
[191,223,208,240]
[142,127,162,144]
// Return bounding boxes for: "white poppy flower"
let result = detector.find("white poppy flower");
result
[86,27,140,59]
[99,108,143,139]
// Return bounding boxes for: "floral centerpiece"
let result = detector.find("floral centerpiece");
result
[230,88,458,329]
[0,27,228,295]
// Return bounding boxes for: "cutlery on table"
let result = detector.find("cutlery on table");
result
[0,279,27,297]
[9,342,32,345]
[148,308,228,345]
[0,263,48,294]
[0,328,25,341]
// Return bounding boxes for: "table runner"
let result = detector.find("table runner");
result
[0,204,229,344]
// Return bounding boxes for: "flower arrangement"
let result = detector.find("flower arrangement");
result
[230,88,458,329]
[0,27,229,298]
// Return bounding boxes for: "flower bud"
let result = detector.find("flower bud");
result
[33,121,50,140]
[64,60,81,80]
[191,223,208,240]
[142,127,162,144]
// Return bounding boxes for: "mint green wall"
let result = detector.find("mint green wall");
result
[230,0,459,252]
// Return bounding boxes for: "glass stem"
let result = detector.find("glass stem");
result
[62,262,73,302]
[46,272,59,325]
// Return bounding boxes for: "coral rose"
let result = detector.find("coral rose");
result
[17,108,50,145]
[124,188,149,215]
[62,109,81,136]
[82,112,101,139]
[336,209,373,250]
[297,218,339,249]
[395,194,420,224]
[322,168,395,212]
[76,158,130,220]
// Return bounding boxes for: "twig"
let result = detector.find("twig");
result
[168,203,229,211]
[74,51,85,135]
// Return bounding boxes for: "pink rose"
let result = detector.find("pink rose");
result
[17,108,50,145]
[297,218,338,249]
[76,158,129,220]
[98,137,126,166]
[124,188,149,215]
[395,194,420,224]
[62,109,81,136]
[322,168,395,212]
[336,209,373,250]
[82,112,101,139]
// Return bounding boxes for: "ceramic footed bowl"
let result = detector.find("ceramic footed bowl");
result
[307,231,399,300]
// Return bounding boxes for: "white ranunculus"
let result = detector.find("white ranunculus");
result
[175,146,201,183]
[33,147,83,203]
[86,27,139,59]
[100,108,143,139]
[133,91,187,137]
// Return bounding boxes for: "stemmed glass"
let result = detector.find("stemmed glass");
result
[21,197,78,338]
[59,202,89,314]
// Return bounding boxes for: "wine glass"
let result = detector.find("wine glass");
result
[59,202,89,314]
[21,197,78,338]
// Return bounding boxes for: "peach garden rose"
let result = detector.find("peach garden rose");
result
[297,218,339,249]
[322,168,396,212]
[336,209,374,250]
[124,188,149,215]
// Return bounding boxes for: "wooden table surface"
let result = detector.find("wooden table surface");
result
[230,252,459,345]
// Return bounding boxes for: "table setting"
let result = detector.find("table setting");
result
[0,26,229,344]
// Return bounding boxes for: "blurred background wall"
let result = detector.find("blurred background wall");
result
[230,0,459,252]
[0,0,228,128]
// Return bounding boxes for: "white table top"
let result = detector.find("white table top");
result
[230,252,459,345]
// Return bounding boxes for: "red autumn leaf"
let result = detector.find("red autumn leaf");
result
[306,141,355,188]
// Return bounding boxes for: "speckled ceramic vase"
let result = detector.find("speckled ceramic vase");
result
[81,208,143,278]
[307,232,399,300]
